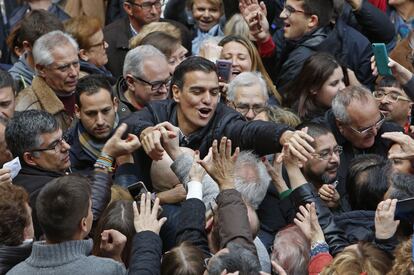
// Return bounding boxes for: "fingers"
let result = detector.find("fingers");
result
[142,130,164,160]
[381,132,408,143]
[212,139,219,161]
[113,123,127,138]
[151,197,160,218]
[219,137,227,158]
[145,191,151,216]
[158,217,167,228]
[271,261,287,275]
[139,193,145,215]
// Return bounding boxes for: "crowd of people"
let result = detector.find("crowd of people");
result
[0,0,413,274]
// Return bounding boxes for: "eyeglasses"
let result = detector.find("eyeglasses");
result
[89,40,106,49]
[282,4,310,17]
[127,0,163,10]
[48,61,80,73]
[312,146,343,160]
[373,90,411,103]
[347,113,385,135]
[233,103,267,116]
[131,75,171,92]
[30,137,67,154]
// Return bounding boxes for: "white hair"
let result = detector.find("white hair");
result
[122,45,167,78]
[234,150,270,209]
[33,30,78,66]
[227,71,268,102]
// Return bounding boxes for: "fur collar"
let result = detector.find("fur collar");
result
[31,76,65,115]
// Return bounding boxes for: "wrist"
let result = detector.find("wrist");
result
[168,147,183,161]
[94,152,115,173]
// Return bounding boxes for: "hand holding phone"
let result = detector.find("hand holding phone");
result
[372,43,392,76]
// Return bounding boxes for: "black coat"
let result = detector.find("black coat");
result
[0,243,32,275]
[312,109,402,197]
[123,100,291,188]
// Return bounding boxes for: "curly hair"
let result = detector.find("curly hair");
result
[388,237,414,275]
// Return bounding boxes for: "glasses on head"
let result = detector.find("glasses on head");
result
[373,90,411,103]
[30,137,67,154]
[131,75,171,92]
[282,4,310,17]
[233,103,267,116]
[89,39,106,49]
[347,112,385,136]
[127,0,163,10]
[312,146,343,160]
[48,61,80,73]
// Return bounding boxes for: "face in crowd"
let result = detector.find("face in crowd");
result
[191,0,222,32]
[75,88,119,140]
[172,70,220,135]
[230,83,267,121]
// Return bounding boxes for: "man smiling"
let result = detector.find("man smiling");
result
[125,56,315,187]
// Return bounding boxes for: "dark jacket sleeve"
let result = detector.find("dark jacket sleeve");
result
[223,119,291,156]
[90,171,112,222]
[290,184,348,256]
[216,189,257,256]
[176,198,211,257]
[128,231,162,275]
[340,0,395,43]
[403,76,414,100]
[122,106,158,136]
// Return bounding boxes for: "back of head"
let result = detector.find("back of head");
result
[234,150,270,209]
[263,106,301,127]
[5,110,58,159]
[0,184,31,246]
[271,225,310,275]
[388,237,414,275]
[138,31,181,58]
[377,75,404,90]
[224,13,250,38]
[227,71,268,102]
[129,22,181,49]
[123,44,166,78]
[36,174,91,243]
[64,16,102,50]
[321,242,391,275]
[346,154,392,210]
[19,10,64,46]
[386,173,414,200]
[33,30,78,67]
[93,200,135,267]
[302,0,333,27]
[171,56,216,90]
[332,85,373,123]
[161,241,205,275]
[208,243,261,275]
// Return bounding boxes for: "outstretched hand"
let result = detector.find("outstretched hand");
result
[382,132,414,159]
[99,229,127,263]
[294,203,325,243]
[198,137,239,190]
[133,193,167,235]
[375,199,399,240]
[102,123,141,158]
[239,0,270,43]
[279,128,315,165]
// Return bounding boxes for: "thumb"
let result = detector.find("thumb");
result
[159,217,168,228]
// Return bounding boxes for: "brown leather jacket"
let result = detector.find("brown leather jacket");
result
[15,76,73,132]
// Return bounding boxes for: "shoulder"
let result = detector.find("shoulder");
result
[15,86,39,111]
[104,17,129,34]
[86,255,126,273]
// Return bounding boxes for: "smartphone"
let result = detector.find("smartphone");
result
[216,59,232,83]
[394,197,414,222]
[127,181,163,215]
[372,43,392,76]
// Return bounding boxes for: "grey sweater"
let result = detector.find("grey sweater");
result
[6,239,126,275]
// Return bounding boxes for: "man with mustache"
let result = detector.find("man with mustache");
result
[67,75,120,172]
[298,122,342,209]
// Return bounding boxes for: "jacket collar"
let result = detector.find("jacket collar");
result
[31,76,65,115]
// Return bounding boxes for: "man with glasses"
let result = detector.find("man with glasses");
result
[314,85,402,198]
[15,31,79,132]
[6,110,141,237]
[240,0,376,95]
[374,76,413,129]
[227,72,268,121]
[115,45,170,119]
[104,0,191,78]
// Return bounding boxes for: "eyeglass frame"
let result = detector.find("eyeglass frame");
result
[126,0,164,10]
[88,39,106,49]
[130,74,171,92]
[346,112,385,136]
[29,137,67,154]
[232,102,268,116]
[372,90,411,103]
[282,4,311,18]
[311,145,343,160]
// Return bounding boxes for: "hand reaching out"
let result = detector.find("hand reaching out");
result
[198,137,239,190]
[99,229,127,263]
[294,203,325,243]
[263,154,289,193]
[102,123,141,158]
[382,132,414,159]
[133,193,167,235]
[189,150,207,182]
[239,0,270,43]
[318,184,340,208]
